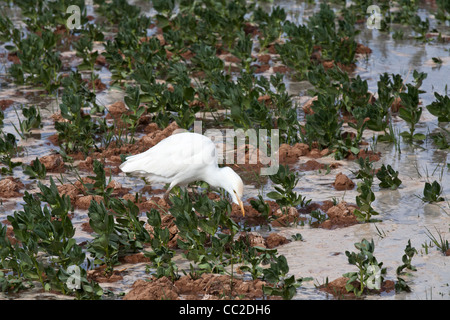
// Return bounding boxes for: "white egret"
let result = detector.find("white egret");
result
[119,132,245,216]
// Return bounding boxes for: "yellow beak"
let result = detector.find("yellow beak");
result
[236,193,245,217]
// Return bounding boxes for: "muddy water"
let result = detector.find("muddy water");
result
[1,1,449,300]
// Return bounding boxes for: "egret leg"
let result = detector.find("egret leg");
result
[163,181,178,202]
[163,189,171,202]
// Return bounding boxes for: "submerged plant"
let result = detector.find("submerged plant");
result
[376,164,402,190]
[421,181,445,203]
[396,240,417,275]
[430,132,449,150]
[353,180,380,223]
[399,84,425,142]
[424,227,449,255]
[426,91,450,123]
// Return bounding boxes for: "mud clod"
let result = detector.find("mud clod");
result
[333,172,355,191]
[265,233,290,248]
[123,274,267,300]
[0,177,24,198]
[36,154,66,173]
[320,201,358,229]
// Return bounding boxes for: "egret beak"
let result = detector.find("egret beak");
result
[234,191,245,217]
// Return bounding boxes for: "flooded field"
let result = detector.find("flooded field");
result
[0,0,449,300]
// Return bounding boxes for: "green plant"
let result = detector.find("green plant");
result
[430,132,449,150]
[250,194,272,222]
[229,31,255,73]
[353,157,376,184]
[110,197,150,254]
[238,244,277,281]
[23,157,47,180]
[395,277,412,293]
[12,105,42,138]
[262,254,305,300]
[376,164,402,190]
[343,239,386,297]
[86,200,119,276]
[122,86,146,142]
[435,0,450,21]
[422,181,445,203]
[84,160,113,200]
[399,84,425,142]
[396,239,417,275]
[253,6,286,50]
[97,0,141,24]
[291,233,304,241]
[2,178,103,299]
[275,25,313,80]
[309,210,328,226]
[267,165,311,210]
[354,178,380,223]
[301,93,342,149]
[424,227,449,255]
[410,15,430,40]
[0,133,21,175]
[144,209,179,281]
[426,91,450,123]
[170,189,239,274]
[55,75,101,155]
[3,25,62,93]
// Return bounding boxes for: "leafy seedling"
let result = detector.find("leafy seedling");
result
[421,181,445,203]
[267,165,311,210]
[376,164,402,190]
[23,157,47,180]
[343,239,386,297]
[399,84,424,142]
[426,91,450,123]
[262,255,306,300]
[396,239,417,275]
[353,180,380,223]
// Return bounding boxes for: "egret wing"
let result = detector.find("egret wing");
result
[119,133,217,183]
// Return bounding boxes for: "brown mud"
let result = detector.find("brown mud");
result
[123,274,270,300]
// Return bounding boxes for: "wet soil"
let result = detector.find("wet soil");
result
[0,177,24,198]
[319,277,395,299]
[123,274,269,300]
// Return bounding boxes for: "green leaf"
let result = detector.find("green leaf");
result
[267,191,283,200]
[412,133,426,141]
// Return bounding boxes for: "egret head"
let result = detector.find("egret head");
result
[220,166,245,216]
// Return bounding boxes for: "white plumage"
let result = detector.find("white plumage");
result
[120,132,245,216]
